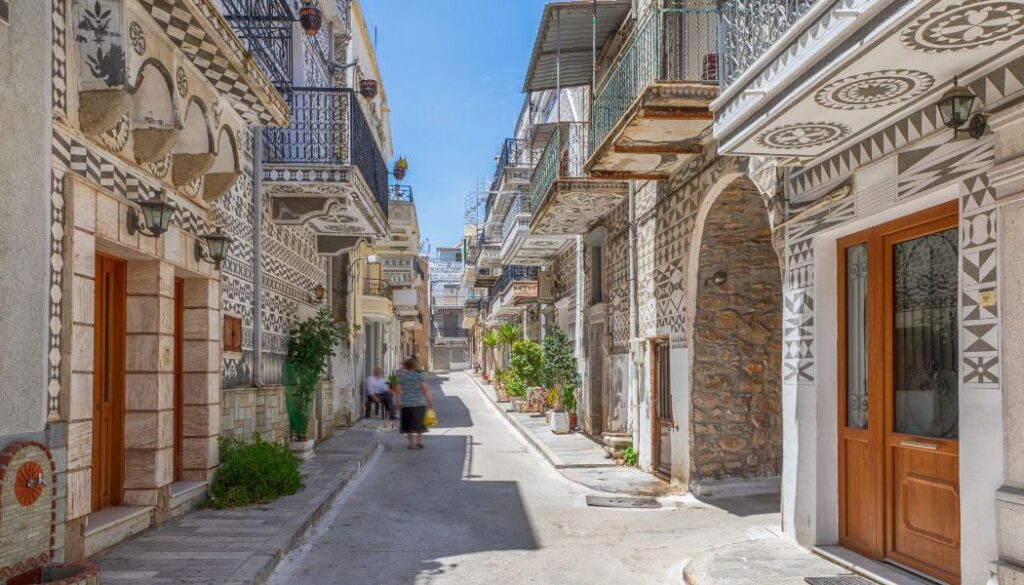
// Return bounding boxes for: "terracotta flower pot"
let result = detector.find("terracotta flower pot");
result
[359,79,378,100]
[299,5,323,35]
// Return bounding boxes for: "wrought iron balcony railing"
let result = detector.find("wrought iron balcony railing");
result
[389,185,414,202]
[717,0,815,89]
[592,3,719,153]
[221,0,295,91]
[493,265,538,297]
[501,193,532,241]
[432,294,467,307]
[493,138,544,186]
[529,123,590,211]
[362,278,390,297]
[264,88,389,216]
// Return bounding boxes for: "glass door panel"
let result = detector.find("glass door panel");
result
[846,243,869,429]
[891,228,959,439]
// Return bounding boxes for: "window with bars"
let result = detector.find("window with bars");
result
[0,0,10,25]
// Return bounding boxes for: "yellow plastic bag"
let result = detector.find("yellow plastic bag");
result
[424,408,438,428]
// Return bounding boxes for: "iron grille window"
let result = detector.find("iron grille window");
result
[0,0,9,25]
[220,0,295,90]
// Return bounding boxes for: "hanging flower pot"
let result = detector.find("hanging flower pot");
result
[359,79,379,100]
[299,2,323,36]
[393,156,409,181]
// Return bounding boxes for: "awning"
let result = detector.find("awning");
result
[523,0,633,93]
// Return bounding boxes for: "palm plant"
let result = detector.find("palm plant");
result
[482,330,499,376]
[497,322,521,370]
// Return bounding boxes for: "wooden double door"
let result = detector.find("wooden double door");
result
[838,202,961,584]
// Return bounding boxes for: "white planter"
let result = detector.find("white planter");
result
[290,439,315,461]
[550,412,570,435]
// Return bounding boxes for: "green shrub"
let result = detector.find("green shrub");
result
[209,436,302,509]
[542,326,579,391]
[623,443,638,467]
[506,373,526,397]
[510,340,543,387]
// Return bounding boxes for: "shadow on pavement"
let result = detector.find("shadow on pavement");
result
[697,491,780,517]
[292,375,536,585]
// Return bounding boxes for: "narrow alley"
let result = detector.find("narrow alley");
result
[269,372,780,585]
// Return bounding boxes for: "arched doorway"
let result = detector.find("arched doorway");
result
[688,176,783,489]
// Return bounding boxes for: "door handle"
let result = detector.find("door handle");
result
[900,439,939,451]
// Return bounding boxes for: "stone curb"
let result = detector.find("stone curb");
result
[246,432,383,584]
[467,372,574,469]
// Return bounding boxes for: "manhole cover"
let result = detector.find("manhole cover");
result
[805,577,874,585]
[585,495,661,509]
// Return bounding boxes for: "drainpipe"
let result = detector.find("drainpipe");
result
[252,128,264,387]
[575,234,585,376]
[627,181,639,443]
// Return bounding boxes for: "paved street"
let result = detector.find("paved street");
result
[269,372,781,585]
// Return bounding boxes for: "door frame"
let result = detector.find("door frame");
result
[650,336,672,478]
[92,253,127,511]
[173,277,184,481]
[836,200,961,583]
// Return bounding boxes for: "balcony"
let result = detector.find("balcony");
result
[360,278,393,321]
[264,88,390,255]
[392,287,419,319]
[381,256,418,288]
[494,138,543,191]
[476,232,502,270]
[587,3,719,180]
[389,184,414,203]
[712,0,1024,170]
[473,267,500,289]
[489,266,539,318]
[431,293,467,308]
[529,123,628,236]
[500,191,573,265]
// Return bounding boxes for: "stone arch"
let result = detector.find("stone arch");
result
[685,172,783,490]
[202,127,243,202]
[172,97,216,187]
[130,59,181,163]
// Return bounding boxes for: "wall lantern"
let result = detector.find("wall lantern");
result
[194,226,234,270]
[705,270,728,287]
[298,1,323,36]
[938,76,987,139]
[359,79,378,100]
[127,197,173,238]
[312,284,326,303]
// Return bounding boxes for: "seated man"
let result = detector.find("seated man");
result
[367,366,397,419]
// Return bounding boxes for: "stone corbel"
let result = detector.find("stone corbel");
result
[75,0,130,135]
[171,153,216,187]
[132,127,181,164]
[202,172,242,202]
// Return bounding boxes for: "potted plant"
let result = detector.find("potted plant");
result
[283,308,346,460]
[359,78,378,100]
[482,329,499,378]
[298,0,323,35]
[496,322,521,369]
[393,156,409,181]
[563,385,578,430]
[542,326,579,434]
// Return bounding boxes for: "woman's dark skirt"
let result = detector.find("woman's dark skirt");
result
[400,405,427,434]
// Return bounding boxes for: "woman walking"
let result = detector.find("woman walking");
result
[394,356,434,449]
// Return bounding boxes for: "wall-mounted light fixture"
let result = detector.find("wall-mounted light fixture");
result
[938,76,987,139]
[194,226,234,270]
[705,270,728,287]
[312,284,326,303]
[127,197,173,238]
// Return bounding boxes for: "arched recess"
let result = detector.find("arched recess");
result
[685,173,783,489]
[172,98,216,187]
[130,59,181,163]
[203,128,242,201]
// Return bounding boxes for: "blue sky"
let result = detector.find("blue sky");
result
[360,0,549,254]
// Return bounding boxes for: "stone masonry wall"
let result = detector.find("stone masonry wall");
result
[691,182,782,482]
[220,387,288,444]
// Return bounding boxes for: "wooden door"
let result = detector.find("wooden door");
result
[838,202,961,584]
[173,278,184,481]
[93,255,126,511]
[652,340,672,477]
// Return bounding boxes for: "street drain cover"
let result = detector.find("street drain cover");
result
[585,495,661,509]
[805,578,874,585]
